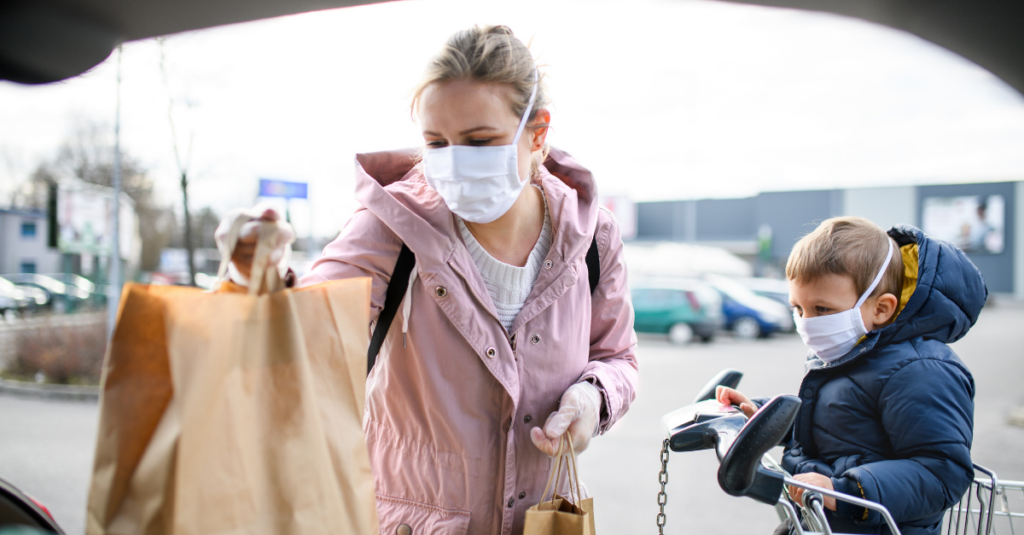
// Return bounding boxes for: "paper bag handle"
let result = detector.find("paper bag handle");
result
[539,435,583,505]
[216,217,284,296]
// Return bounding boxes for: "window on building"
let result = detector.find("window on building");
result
[20,262,37,274]
[21,221,37,239]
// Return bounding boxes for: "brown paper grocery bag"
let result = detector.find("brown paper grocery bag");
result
[86,221,378,535]
[524,436,595,535]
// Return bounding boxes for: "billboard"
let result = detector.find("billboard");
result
[259,178,307,199]
[922,194,1005,254]
[56,180,140,261]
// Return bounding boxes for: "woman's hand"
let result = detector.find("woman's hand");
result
[214,207,294,285]
[716,386,758,418]
[788,473,837,511]
[530,381,602,457]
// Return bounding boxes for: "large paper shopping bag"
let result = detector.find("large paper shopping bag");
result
[86,220,378,534]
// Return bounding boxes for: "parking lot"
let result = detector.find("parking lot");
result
[1,303,1022,535]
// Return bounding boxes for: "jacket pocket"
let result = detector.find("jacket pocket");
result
[376,494,471,535]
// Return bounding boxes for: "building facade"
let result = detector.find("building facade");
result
[635,181,1024,298]
[0,208,62,275]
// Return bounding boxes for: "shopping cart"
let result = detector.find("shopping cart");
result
[656,369,1021,535]
[944,465,1024,535]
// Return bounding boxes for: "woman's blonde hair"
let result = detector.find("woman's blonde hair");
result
[412,25,551,175]
[787,216,904,309]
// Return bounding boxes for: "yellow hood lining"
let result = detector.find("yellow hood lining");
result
[894,243,919,319]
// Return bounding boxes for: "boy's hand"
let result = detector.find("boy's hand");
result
[715,386,757,418]
[788,473,837,511]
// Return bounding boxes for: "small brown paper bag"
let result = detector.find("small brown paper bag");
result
[524,436,596,535]
[86,220,379,535]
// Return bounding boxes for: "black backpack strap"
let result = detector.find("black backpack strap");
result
[367,244,415,375]
[586,236,600,295]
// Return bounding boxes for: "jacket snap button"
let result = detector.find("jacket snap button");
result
[544,260,553,269]
[519,492,526,499]
[524,415,532,423]
[486,347,497,358]
[397,525,412,535]
[435,286,447,297]
[531,334,541,345]
[508,497,515,508]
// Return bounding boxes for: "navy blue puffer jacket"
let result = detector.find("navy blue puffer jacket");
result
[781,225,985,535]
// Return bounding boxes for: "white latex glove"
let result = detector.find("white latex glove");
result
[214,206,295,286]
[531,381,603,457]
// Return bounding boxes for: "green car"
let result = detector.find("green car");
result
[630,279,724,344]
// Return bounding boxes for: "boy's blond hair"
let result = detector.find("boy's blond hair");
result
[786,217,905,308]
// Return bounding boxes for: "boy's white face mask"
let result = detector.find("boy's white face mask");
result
[793,238,894,363]
[422,72,539,224]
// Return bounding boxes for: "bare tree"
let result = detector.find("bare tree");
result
[14,121,174,272]
[169,206,221,273]
[159,38,198,286]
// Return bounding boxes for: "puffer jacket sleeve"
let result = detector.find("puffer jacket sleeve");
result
[830,353,975,526]
[580,210,639,433]
[299,207,403,324]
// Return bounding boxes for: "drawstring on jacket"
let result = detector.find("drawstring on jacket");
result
[402,263,418,347]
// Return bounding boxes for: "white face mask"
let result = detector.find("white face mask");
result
[793,238,894,363]
[422,73,539,224]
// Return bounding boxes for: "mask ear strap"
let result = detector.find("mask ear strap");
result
[512,69,540,144]
[855,237,894,309]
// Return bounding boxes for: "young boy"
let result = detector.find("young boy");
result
[719,216,985,535]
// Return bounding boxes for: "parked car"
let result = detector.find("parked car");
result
[44,273,106,308]
[1,273,91,313]
[705,275,792,340]
[735,277,796,332]
[0,275,48,314]
[0,277,20,313]
[630,278,723,344]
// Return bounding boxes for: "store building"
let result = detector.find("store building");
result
[635,181,1024,298]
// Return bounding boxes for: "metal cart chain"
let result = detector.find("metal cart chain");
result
[657,438,670,534]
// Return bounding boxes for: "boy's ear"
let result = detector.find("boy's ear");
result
[872,293,899,325]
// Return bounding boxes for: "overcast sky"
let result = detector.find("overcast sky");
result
[2,0,1023,239]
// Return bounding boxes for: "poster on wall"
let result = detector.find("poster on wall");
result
[922,195,1005,254]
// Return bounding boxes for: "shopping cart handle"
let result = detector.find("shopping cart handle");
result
[691,369,743,404]
[663,368,745,442]
[718,395,801,505]
[666,407,746,452]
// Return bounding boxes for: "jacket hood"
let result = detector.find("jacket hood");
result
[351,146,599,278]
[879,225,987,345]
[816,225,988,369]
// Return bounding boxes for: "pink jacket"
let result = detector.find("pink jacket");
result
[300,147,638,535]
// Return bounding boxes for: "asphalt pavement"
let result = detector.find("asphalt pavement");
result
[1,304,1021,535]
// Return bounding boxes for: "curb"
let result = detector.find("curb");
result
[0,377,99,403]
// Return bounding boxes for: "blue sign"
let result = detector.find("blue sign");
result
[259,179,308,199]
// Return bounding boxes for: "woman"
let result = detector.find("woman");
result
[226,26,637,535]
